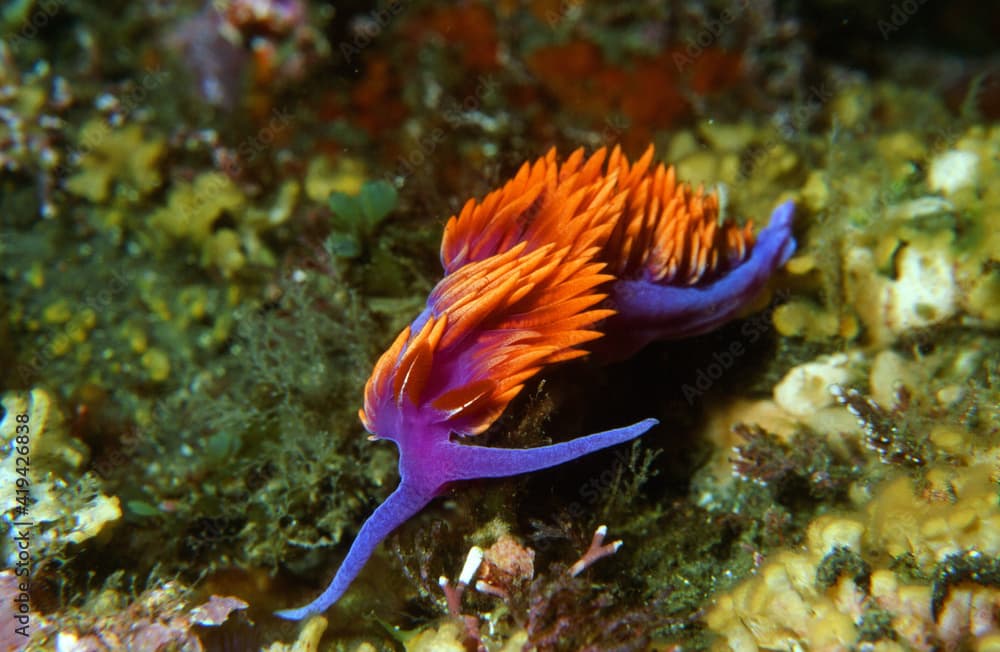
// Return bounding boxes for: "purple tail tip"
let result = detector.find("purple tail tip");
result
[764,199,796,266]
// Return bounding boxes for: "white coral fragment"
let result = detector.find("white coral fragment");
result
[883,242,957,334]
[773,353,858,417]
[928,149,979,196]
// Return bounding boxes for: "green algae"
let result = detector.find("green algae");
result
[137,271,391,573]
[326,179,399,261]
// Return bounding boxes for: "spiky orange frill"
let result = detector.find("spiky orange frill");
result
[361,239,618,437]
[602,145,755,284]
[441,145,754,284]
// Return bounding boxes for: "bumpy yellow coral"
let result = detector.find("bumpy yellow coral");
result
[305,155,366,201]
[867,466,1000,570]
[149,173,298,276]
[707,516,864,651]
[0,389,122,559]
[708,469,1000,651]
[262,615,328,652]
[0,387,87,473]
[65,121,165,203]
[150,172,245,242]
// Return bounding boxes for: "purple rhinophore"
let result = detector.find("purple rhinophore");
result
[164,6,248,109]
[274,418,658,620]
[598,200,797,361]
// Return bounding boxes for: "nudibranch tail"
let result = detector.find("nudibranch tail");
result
[274,480,433,621]
[599,199,796,360]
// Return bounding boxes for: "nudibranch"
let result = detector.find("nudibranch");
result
[276,145,795,620]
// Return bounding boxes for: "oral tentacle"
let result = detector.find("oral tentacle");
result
[438,418,658,482]
[274,479,432,621]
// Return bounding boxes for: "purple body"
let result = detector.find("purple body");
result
[275,201,796,620]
